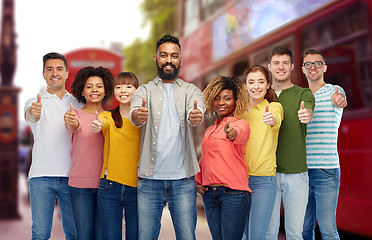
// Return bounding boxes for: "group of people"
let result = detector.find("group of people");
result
[24,34,346,240]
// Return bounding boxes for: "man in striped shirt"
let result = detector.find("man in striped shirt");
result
[302,49,347,240]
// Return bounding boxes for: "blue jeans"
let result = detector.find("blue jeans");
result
[243,176,276,240]
[68,186,104,240]
[137,177,197,240]
[203,186,250,240]
[266,172,309,240]
[303,168,340,240]
[29,177,76,240]
[98,178,138,240]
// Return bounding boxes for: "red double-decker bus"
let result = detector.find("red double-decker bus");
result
[179,0,372,237]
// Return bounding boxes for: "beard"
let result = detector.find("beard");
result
[157,61,181,81]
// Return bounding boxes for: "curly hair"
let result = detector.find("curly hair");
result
[71,66,114,104]
[203,76,249,117]
[111,72,139,128]
[244,65,277,103]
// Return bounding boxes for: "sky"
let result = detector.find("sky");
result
[10,0,149,126]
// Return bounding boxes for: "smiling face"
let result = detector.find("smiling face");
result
[154,42,181,81]
[246,71,270,104]
[302,54,327,82]
[43,59,69,94]
[268,54,294,83]
[82,76,105,104]
[114,83,136,105]
[213,89,235,117]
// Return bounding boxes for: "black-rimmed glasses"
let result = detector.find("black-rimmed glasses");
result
[303,61,325,69]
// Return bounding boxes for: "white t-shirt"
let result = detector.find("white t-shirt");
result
[24,89,82,179]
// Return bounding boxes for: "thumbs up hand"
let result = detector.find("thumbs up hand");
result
[133,97,148,126]
[263,104,277,127]
[189,100,203,126]
[29,94,42,122]
[224,119,237,141]
[298,101,313,124]
[331,87,347,108]
[91,111,103,133]
[64,103,78,130]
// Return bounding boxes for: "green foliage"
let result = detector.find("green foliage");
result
[123,0,176,84]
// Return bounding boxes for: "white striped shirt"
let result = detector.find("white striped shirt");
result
[306,84,345,168]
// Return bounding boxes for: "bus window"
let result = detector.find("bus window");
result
[184,0,200,36]
[201,0,226,21]
[232,58,249,80]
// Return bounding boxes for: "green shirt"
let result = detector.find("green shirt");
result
[276,85,315,173]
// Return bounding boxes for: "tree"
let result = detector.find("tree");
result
[123,0,176,83]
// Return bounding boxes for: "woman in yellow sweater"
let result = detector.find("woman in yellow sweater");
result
[241,65,284,240]
[91,72,140,240]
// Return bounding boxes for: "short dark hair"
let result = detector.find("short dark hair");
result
[43,52,68,71]
[304,49,326,62]
[269,46,293,63]
[71,66,114,104]
[156,35,181,52]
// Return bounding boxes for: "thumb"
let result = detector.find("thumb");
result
[224,119,230,133]
[70,103,74,111]
[141,97,147,108]
[334,87,339,95]
[95,111,102,124]
[193,99,198,110]
[265,104,269,113]
[300,101,305,110]
[37,94,41,103]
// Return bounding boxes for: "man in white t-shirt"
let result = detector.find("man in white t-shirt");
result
[24,52,81,240]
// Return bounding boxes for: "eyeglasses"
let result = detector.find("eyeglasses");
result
[303,61,325,69]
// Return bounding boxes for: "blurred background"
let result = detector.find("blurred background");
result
[0,0,371,239]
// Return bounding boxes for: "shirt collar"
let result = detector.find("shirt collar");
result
[154,76,183,86]
[41,89,72,99]
[255,99,270,111]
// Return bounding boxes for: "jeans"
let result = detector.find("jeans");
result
[137,176,197,240]
[98,178,138,240]
[202,186,250,240]
[266,172,309,240]
[68,186,104,240]
[303,168,340,240]
[29,177,76,240]
[243,176,276,240]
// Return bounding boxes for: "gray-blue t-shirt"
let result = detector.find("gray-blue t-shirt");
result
[152,83,185,179]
